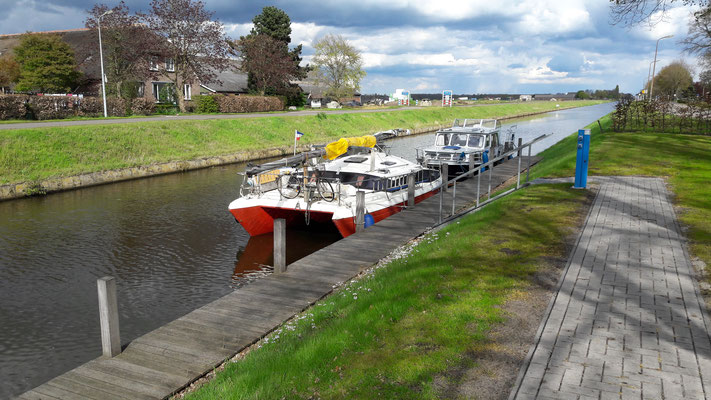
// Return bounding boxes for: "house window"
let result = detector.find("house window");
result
[152,82,175,103]
[165,58,175,72]
[183,84,192,100]
[149,58,158,71]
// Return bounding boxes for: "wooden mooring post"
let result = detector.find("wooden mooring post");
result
[355,190,365,233]
[97,276,121,358]
[273,218,286,273]
[407,173,416,207]
[517,137,523,158]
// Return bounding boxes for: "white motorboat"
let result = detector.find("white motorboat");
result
[229,135,442,238]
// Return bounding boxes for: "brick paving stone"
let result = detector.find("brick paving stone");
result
[510,177,711,399]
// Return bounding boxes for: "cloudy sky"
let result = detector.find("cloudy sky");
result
[0,0,700,94]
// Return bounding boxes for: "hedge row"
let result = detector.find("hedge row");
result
[0,95,158,120]
[213,95,284,113]
[0,94,284,120]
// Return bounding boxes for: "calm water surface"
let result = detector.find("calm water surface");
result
[0,102,614,398]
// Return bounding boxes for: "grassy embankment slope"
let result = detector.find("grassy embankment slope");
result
[184,114,711,399]
[0,101,604,185]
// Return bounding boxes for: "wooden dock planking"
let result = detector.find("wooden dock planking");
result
[20,156,540,399]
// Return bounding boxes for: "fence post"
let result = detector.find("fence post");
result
[487,161,493,200]
[526,143,532,183]
[407,173,415,207]
[441,164,448,192]
[476,167,481,207]
[517,138,523,158]
[356,191,365,233]
[516,149,522,190]
[273,218,286,273]
[97,276,121,358]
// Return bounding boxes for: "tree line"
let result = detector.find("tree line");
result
[0,2,365,113]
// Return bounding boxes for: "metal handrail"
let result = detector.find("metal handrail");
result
[437,134,549,222]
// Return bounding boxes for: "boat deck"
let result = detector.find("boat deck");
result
[19,156,541,400]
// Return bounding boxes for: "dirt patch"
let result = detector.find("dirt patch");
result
[432,185,597,400]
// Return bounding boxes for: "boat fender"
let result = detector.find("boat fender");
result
[364,214,375,228]
[482,150,489,172]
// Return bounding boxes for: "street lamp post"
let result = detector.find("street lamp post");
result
[98,10,113,118]
[649,34,673,101]
[646,60,655,100]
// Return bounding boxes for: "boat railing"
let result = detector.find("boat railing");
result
[242,166,440,204]
[435,133,549,224]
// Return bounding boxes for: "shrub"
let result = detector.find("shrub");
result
[27,96,76,120]
[0,95,29,120]
[130,98,156,115]
[183,100,196,113]
[214,95,284,113]
[196,95,219,113]
[75,97,126,118]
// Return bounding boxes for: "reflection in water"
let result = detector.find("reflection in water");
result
[232,226,341,287]
[0,102,614,399]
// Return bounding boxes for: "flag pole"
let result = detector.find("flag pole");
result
[294,129,297,155]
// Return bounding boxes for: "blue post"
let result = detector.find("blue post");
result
[573,129,590,189]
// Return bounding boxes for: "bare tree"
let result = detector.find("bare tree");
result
[312,34,366,100]
[142,0,230,111]
[85,2,158,99]
[610,0,706,26]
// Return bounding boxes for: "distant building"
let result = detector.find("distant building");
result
[519,95,533,101]
[534,93,576,101]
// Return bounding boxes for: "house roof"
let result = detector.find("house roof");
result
[200,60,248,93]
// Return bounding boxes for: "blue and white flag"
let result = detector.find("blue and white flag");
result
[295,130,305,140]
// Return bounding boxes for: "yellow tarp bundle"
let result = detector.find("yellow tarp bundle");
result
[324,135,377,160]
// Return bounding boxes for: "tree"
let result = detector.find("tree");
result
[653,60,694,99]
[250,6,293,44]
[236,34,301,95]
[143,0,230,111]
[312,34,366,100]
[13,34,81,93]
[84,2,159,99]
[0,55,20,93]
[610,0,707,26]
[575,90,590,99]
[238,6,307,94]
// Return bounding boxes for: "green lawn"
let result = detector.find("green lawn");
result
[185,184,591,400]
[0,101,603,185]
[183,112,711,399]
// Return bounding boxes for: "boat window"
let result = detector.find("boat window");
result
[492,134,498,147]
[345,156,368,163]
[485,136,491,147]
[450,134,469,146]
[381,160,396,166]
[468,136,484,147]
[435,134,449,146]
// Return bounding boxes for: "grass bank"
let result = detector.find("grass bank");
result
[184,183,592,399]
[0,101,603,185]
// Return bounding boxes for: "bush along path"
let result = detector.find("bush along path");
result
[0,100,604,200]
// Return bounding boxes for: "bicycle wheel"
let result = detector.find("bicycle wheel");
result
[278,176,301,199]
[317,180,335,202]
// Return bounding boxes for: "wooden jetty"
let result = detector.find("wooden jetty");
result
[19,156,541,400]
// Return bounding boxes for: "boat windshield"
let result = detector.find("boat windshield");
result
[450,133,469,146]
[468,135,484,148]
[481,120,498,130]
[435,133,449,146]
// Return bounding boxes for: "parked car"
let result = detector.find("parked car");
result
[345,100,362,107]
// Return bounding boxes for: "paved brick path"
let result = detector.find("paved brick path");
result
[512,177,711,399]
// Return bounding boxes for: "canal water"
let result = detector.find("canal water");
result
[0,102,614,398]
